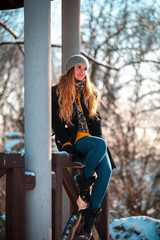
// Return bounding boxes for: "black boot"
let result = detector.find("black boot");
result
[74,174,95,203]
[81,207,101,239]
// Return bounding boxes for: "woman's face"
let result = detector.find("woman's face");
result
[74,64,88,81]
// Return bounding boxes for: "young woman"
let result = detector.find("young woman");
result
[52,54,116,239]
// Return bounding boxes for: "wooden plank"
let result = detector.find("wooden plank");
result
[91,226,100,240]
[0,153,24,168]
[0,168,8,178]
[24,175,36,191]
[52,188,55,240]
[63,168,79,209]
[52,153,82,169]
[52,173,56,190]
[96,188,110,240]
[62,210,81,240]
[6,167,25,240]
[52,152,72,168]
[53,167,63,240]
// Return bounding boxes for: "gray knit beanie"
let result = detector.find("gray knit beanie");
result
[65,54,89,72]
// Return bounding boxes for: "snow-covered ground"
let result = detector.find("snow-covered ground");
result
[110,216,160,240]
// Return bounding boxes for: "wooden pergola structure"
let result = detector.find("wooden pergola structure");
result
[0,0,110,239]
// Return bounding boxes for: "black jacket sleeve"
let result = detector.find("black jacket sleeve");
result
[52,86,72,150]
[88,113,102,138]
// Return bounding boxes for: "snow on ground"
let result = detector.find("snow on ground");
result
[110,216,160,240]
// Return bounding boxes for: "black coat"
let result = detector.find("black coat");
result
[52,85,116,169]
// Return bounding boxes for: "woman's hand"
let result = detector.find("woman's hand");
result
[62,145,74,154]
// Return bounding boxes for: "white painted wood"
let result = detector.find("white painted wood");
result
[24,0,52,239]
[62,0,81,73]
[61,0,81,232]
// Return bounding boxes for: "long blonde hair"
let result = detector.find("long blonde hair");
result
[56,67,99,124]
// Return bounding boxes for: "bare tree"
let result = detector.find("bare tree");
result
[81,0,160,219]
[0,10,24,151]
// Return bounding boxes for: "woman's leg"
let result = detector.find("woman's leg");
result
[90,153,111,209]
[74,136,112,210]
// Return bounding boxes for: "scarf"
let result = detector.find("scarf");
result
[74,79,88,133]
[75,79,86,93]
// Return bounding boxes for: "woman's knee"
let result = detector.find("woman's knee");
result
[96,137,107,154]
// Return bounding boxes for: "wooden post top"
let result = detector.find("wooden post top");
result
[52,152,83,169]
[0,152,25,168]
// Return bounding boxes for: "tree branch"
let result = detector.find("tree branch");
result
[122,59,160,67]
[137,106,160,114]
[0,40,24,46]
[0,19,18,39]
[0,19,24,55]
[136,89,160,103]
[81,51,119,70]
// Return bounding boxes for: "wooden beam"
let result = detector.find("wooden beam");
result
[6,167,25,240]
[62,210,81,240]
[53,167,63,240]
[96,188,110,240]
[52,152,81,169]
[24,174,36,191]
[63,168,79,209]
[0,168,8,178]
[0,153,24,168]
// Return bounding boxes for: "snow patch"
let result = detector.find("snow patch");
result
[3,131,23,139]
[110,216,160,240]
[5,139,24,152]
[25,171,35,176]
[0,216,5,221]
[53,151,71,155]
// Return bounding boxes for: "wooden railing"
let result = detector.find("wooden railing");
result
[0,152,109,240]
[0,153,35,240]
[52,152,110,240]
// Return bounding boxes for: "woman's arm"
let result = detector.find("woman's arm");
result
[88,113,102,138]
[52,86,73,150]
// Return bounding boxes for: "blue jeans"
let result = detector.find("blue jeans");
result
[74,136,112,210]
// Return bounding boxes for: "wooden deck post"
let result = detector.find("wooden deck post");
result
[54,167,63,239]
[6,167,25,240]
[96,189,110,240]
[0,153,25,240]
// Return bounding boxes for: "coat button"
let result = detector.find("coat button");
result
[65,124,68,128]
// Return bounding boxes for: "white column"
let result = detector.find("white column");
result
[61,0,81,231]
[62,0,81,73]
[24,0,51,239]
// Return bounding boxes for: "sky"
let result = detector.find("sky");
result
[51,0,61,44]
[51,0,88,45]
